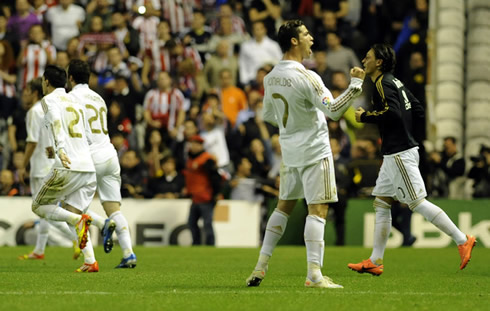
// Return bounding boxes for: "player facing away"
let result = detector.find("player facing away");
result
[246,19,365,288]
[67,59,137,268]
[18,78,81,261]
[33,65,98,272]
[348,44,476,276]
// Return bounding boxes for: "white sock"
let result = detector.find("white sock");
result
[86,210,105,230]
[259,209,289,257]
[111,211,134,258]
[48,220,75,239]
[82,233,96,264]
[413,199,467,245]
[370,199,392,265]
[34,205,80,226]
[33,219,50,255]
[305,215,326,282]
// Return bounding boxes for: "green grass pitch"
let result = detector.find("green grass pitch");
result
[1,246,489,311]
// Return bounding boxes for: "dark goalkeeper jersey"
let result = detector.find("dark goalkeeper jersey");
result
[360,72,425,155]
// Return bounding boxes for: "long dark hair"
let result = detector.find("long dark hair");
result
[371,44,396,73]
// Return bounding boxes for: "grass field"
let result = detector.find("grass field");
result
[1,246,489,311]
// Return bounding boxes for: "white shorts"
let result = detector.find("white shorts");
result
[372,147,427,206]
[33,168,97,213]
[95,155,122,203]
[279,155,338,205]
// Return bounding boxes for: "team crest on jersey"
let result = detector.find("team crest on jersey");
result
[322,96,330,106]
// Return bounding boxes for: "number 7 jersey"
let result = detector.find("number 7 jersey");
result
[42,88,95,172]
[69,84,118,165]
[262,60,363,167]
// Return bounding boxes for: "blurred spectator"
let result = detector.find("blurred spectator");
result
[172,118,199,171]
[143,71,186,143]
[0,40,17,120]
[9,149,29,195]
[239,20,282,86]
[17,24,55,89]
[145,129,171,178]
[229,156,262,201]
[247,138,270,179]
[55,50,70,69]
[82,0,113,34]
[107,100,132,140]
[325,31,360,77]
[0,168,20,196]
[44,0,86,50]
[219,68,247,128]
[201,108,231,174]
[131,2,159,55]
[147,155,185,198]
[181,9,213,63]
[468,145,490,198]
[0,12,20,55]
[378,0,414,44]
[111,11,140,58]
[312,49,334,88]
[327,119,351,160]
[244,64,272,95]
[428,137,465,199]
[6,0,40,44]
[120,149,147,198]
[314,9,352,49]
[184,135,221,246]
[202,39,238,91]
[161,0,194,35]
[392,0,428,54]
[248,0,282,39]
[210,3,246,36]
[141,19,173,86]
[8,79,33,153]
[66,36,80,60]
[314,0,349,20]
[110,73,144,126]
[329,137,350,245]
[32,0,48,22]
[348,138,382,197]
[208,15,249,57]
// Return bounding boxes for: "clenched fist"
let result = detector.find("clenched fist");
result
[350,67,366,80]
[355,107,365,122]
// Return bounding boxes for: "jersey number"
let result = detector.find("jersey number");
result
[272,93,289,127]
[66,107,84,138]
[86,104,109,135]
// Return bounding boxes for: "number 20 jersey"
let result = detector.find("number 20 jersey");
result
[42,88,95,172]
[69,84,118,165]
[262,60,334,168]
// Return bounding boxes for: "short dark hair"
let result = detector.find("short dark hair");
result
[444,136,457,144]
[28,77,43,98]
[43,65,67,88]
[277,20,304,53]
[68,59,90,84]
[371,44,396,73]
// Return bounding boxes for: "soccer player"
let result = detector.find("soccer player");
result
[348,44,476,276]
[33,65,98,272]
[18,78,80,261]
[245,20,365,288]
[67,59,137,268]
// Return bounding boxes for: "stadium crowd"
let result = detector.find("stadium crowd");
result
[0,0,488,206]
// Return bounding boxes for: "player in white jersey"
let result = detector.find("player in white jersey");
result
[33,65,98,272]
[18,78,81,261]
[67,59,137,268]
[246,20,365,288]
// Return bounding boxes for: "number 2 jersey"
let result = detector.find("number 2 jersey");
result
[360,72,425,155]
[262,60,363,167]
[42,88,95,172]
[69,84,118,165]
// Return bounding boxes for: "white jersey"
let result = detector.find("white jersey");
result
[262,60,363,167]
[69,84,118,165]
[26,101,55,178]
[42,88,95,172]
